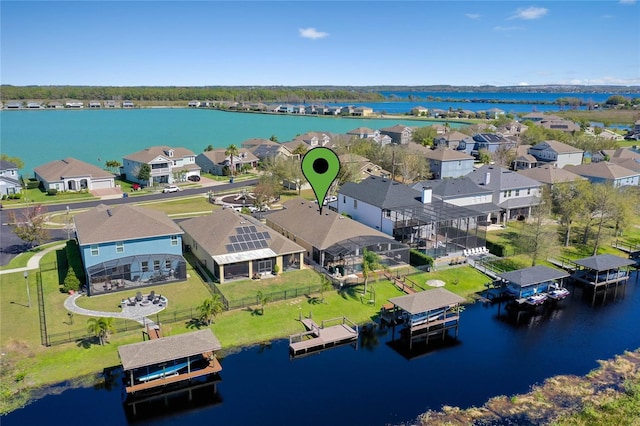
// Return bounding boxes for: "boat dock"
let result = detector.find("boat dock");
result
[289,316,358,356]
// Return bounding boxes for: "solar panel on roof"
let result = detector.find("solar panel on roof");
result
[247,241,255,249]
[240,242,249,250]
[230,235,238,243]
[225,244,235,252]
[249,226,257,233]
[236,227,245,234]
[233,243,242,251]
[264,232,271,240]
[243,226,251,233]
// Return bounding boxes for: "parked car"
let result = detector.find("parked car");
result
[162,185,181,193]
[188,175,201,182]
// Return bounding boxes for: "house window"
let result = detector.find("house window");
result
[141,261,149,272]
[527,188,531,195]
[504,191,508,198]
[116,242,124,253]
[515,189,520,196]
[154,260,161,271]
[165,260,172,269]
[353,200,358,209]
[343,196,346,203]
[90,245,99,256]
[171,235,179,246]
[508,190,512,197]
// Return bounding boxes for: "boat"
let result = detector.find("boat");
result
[525,293,547,306]
[137,361,191,383]
[547,287,570,300]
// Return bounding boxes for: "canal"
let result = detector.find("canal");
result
[5,272,640,425]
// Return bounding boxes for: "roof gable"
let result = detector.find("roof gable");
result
[339,176,423,209]
[34,157,114,182]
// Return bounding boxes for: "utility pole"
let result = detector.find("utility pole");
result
[23,271,31,308]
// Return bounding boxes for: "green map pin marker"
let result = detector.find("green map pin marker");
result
[301,147,341,215]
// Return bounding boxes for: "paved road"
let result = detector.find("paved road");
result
[0,178,258,266]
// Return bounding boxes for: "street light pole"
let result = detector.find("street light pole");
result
[23,271,31,308]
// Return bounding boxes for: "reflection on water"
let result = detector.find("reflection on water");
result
[5,272,639,426]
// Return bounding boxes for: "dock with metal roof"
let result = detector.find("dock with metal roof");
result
[388,288,465,349]
[571,254,635,305]
[118,329,222,395]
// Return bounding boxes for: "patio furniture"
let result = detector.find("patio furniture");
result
[136,291,143,302]
[149,290,155,301]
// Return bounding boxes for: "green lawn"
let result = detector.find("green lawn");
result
[0,241,65,270]
[217,269,324,301]
[202,171,259,182]
[2,188,96,206]
[135,196,219,216]
[404,266,493,300]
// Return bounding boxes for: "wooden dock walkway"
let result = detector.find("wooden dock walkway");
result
[289,317,358,356]
[547,257,576,273]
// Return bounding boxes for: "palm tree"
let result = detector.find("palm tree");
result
[87,317,115,345]
[361,248,382,297]
[197,295,224,326]
[319,275,333,303]
[256,290,271,315]
[225,144,239,177]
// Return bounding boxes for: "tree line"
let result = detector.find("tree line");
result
[0,85,385,103]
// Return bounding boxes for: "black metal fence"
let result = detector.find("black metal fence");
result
[225,284,324,310]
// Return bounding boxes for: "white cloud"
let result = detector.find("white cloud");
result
[517,82,530,86]
[465,13,481,19]
[619,0,636,4]
[509,6,548,20]
[493,26,524,32]
[299,28,329,40]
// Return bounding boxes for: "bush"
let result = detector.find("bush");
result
[65,240,86,284]
[410,249,434,267]
[62,268,80,292]
[1,195,6,200]
[9,193,22,199]
[486,240,508,257]
[24,179,40,190]
[47,188,58,196]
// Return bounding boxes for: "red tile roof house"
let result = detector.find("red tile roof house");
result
[34,157,115,192]
[121,146,200,186]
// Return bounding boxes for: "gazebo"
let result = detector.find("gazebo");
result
[498,265,569,303]
[571,254,634,304]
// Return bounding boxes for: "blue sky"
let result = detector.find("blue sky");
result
[1,1,639,87]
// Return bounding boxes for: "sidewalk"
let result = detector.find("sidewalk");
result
[0,243,66,275]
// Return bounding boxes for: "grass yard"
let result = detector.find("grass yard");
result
[217,269,324,301]
[404,266,493,300]
[135,196,219,216]
[2,188,96,206]
[0,241,65,270]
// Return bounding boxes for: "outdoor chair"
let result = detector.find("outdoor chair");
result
[149,290,155,301]
[136,291,143,302]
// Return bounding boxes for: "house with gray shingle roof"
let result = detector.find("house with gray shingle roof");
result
[0,160,22,196]
[423,148,475,179]
[338,176,491,257]
[180,209,304,283]
[196,148,258,176]
[121,146,200,186]
[74,204,186,296]
[517,165,585,186]
[379,124,414,145]
[465,165,543,222]
[34,157,115,192]
[528,140,584,168]
[565,162,640,187]
[266,198,408,273]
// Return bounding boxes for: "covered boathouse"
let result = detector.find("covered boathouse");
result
[118,329,222,397]
[571,254,635,305]
[387,288,465,349]
[497,265,570,306]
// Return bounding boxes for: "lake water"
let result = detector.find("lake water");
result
[0,109,461,174]
[5,272,640,425]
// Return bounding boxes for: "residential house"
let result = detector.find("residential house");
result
[346,127,377,139]
[196,149,259,176]
[27,102,43,109]
[337,176,491,257]
[122,101,135,108]
[380,124,414,145]
[6,101,23,109]
[521,112,555,122]
[603,148,640,173]
[266,198,409,273]
[465,165,543,222]
[338,154,391,181]
[539,118,580,133]
[466,133,515,156]
[180,209,305,283]
[188,100,201,107]
[0,160,21,196]
[353,106,374,117]
[512,144,538,170]
[517,165,586,187]
[411,106,429,116]
[47,101,64,109]
[105,100,118,108]
[65,101,84,108]
[121,146,200,186]
[423,148,475,179]
[283,131,338,151]
[565,162,640,187]
[74,204,186,296]
[34,157,115,192]
[88,101,101,108]
[248,143,293,161]
[241,138,276,149]
[485,108,505,119]
[496,121,528,138]
[292,105,306,114]
[433,131,472,150]
[275,104,294,114]
[528,140,584,168]
[416,176,499,225]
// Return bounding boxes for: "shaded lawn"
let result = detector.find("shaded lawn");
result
[0,241,66,270]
